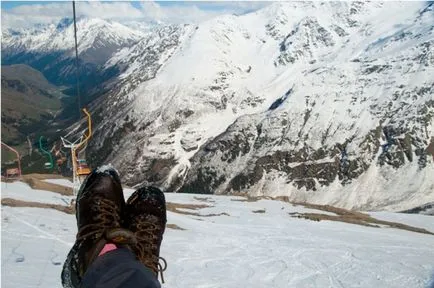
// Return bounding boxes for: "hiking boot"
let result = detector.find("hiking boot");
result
[61,166,135,288]
[126,186,167,282]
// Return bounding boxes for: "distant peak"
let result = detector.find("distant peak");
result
[56,16,103,30]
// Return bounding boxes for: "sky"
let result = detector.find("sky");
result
[1,1,271,29]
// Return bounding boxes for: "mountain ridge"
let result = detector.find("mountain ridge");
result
[86,1,433,211]
[3,2,433,211]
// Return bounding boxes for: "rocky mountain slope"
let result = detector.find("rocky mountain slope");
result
[4,2,432,211]
[1,64,63,147]
[85,2,433,211]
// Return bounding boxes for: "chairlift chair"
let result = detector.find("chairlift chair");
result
[76,159,91,176]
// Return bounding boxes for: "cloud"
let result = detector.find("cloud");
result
[2,2,145,29]
[137,1,229,24]
[192,1,271,13]
[1,1,271,29]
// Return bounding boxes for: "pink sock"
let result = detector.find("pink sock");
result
[98,243,117,256]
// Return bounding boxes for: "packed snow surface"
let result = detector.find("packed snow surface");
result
[2,180,434,288]
[43,179,75,188]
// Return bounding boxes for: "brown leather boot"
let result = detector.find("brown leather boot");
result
[62,167,135,288]
[126,186,167,282]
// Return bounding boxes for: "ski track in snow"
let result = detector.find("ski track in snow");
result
[1,180,434,287]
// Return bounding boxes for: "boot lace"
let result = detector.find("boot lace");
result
[77,198,121,241]
[132,216,167,283]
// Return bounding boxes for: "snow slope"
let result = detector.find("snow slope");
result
[1,182,73,206]
[2,180,434,288]
[86,1,434,211]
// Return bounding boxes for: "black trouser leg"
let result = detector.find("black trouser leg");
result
[81,248,161,288]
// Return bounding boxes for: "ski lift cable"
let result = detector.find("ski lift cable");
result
[72,0,81,115]
[56,3,92,194]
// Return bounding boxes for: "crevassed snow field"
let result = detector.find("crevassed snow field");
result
[1,180,434,288]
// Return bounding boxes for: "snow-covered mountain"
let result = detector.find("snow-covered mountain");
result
[1,17,144,89]
[84,1,433,211]
[4,2,432,211]
[83,2,434,209]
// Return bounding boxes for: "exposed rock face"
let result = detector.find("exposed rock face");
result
[276,17,335,65]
